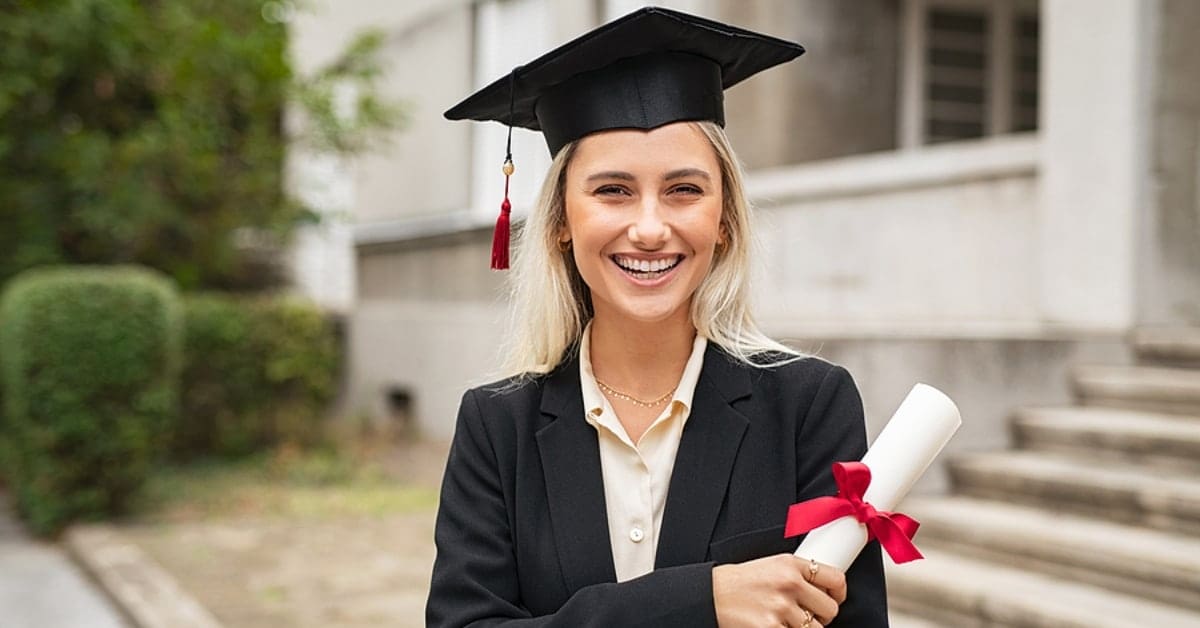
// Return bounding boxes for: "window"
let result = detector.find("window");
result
[900,0,1040,147]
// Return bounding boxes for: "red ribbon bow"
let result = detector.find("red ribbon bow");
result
[784,461,923,564]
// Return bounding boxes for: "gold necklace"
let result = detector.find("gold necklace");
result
[595,378,675,408]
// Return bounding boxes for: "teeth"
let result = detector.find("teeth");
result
[614,255,679,274]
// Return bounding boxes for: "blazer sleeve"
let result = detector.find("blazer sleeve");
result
[795,365,890,627]
[426,389,718,628]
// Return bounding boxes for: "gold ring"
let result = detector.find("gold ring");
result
[808,559,820,581]
[801,609,814,628]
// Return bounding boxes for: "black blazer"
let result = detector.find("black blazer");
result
[427,345,888,627]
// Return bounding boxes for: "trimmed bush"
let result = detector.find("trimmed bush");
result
[178,293,339,458]
[0,266,182,534]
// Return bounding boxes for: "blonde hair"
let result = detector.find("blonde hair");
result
[497,121,801,379]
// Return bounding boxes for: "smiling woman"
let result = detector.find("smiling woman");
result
[429,7,888,628]
[501,119,786,379]
[564,124,723,328]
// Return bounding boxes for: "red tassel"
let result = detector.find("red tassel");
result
[491,198,511,270]
[491,161,514,270]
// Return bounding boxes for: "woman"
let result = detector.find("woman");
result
[428,7,887,627]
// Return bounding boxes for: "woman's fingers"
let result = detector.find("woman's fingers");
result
[779,559,835,621]
[783,608,824,628]
[782,603,813,628]
[713,554,844,628]
[804,559,847,605]
[780,558,840,624]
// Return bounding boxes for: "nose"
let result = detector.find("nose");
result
[627,198,671,248]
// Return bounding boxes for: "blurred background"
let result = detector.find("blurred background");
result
[1,0,1198,627]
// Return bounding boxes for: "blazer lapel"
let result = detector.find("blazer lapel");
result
[536,357,617,591]
[655,345,752,568]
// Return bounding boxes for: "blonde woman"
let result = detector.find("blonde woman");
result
[428,8,887,628]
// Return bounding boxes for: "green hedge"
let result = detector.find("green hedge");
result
[0,325,6,488]
[178,293,339,458]
[0,266,182,534]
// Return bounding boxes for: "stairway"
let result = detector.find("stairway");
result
[886,327,1200,628]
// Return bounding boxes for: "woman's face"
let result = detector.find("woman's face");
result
[561,122,724,326]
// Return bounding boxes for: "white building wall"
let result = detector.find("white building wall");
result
[288,149,356,313]
[751,136,1041,336]
[1038,0,1153,331]
[469,0,556,226]
[603,0,716,21]
[286,1,476,312]
[1140,0,1200,324]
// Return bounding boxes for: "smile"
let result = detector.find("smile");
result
[610,254,683,280]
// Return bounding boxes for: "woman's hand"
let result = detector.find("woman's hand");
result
[712,554,846,627]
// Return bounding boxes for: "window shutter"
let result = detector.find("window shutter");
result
[1012,12,1039,132]
[925,7,990,143]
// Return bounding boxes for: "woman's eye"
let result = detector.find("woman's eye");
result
[595,185,631,196]
[670,184,703,195]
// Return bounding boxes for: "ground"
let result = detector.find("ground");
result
[110,438,450,627]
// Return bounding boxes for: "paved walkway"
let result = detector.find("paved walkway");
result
[0,492,129,628]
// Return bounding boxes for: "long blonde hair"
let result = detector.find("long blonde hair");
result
[497,121,801,378]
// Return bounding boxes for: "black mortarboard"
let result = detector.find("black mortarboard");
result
[446,6,805,155]
[444,6,804,269]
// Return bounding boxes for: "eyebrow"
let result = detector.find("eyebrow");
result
[664,168,711,182]
[585,171,636,183]
[584,168,712,183]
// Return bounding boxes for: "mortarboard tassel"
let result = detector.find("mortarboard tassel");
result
[491,71,518,270]
[491,158,513,270]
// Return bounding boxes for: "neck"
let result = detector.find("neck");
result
[588,305,696,398]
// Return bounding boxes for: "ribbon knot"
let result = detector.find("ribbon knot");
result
[784,461,923,564]
[852,499,877,522]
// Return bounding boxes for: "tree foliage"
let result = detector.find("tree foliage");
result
[0,0,400,291]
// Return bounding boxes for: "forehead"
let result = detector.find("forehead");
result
[567,122,719,175]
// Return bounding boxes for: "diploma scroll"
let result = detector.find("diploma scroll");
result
[792,383,962,571]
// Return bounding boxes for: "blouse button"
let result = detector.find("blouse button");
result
[629,526,645,543]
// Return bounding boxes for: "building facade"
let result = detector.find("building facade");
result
[288,0,1200,491]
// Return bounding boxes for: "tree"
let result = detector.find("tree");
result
[0,0,400,290]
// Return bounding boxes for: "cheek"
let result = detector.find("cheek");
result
[692,201,725,250]
[565,201,622,248]
[563,194,595,235]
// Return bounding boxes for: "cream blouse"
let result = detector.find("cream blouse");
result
[578,323,708,582]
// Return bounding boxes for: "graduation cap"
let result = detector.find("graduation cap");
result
[445,6,805,269]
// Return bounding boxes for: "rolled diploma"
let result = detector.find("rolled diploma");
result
[793,383,961,571]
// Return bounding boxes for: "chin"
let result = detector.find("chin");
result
[612,296,691,324]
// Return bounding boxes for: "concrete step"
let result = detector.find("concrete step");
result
[1012,406,1200,471]
[1135,326,1200,366]
[1073,364,1200,416]
[64,525,221,628]
[904,496,1200,612]
[886,548,1200,627]
[947,450,1200,535]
